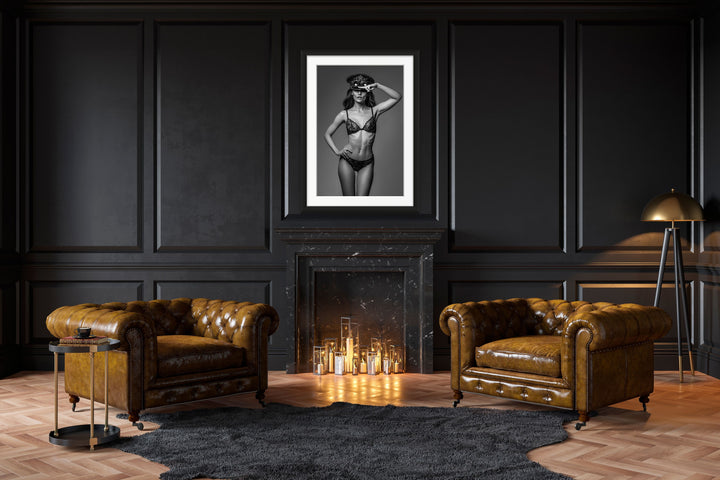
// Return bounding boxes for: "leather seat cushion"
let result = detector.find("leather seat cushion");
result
[157,335,246,378]
[475,335,561,378]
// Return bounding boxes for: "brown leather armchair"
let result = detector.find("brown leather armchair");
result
[46,298,279,428]
[439,298,671,429]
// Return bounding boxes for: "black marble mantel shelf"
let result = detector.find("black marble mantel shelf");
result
[277,228,443,374]
[275,227,444,244]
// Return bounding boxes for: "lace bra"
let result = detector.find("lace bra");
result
[345,108,377,134]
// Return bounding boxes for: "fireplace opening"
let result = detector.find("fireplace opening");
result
[279,227,441,374]
[312,272,405,375]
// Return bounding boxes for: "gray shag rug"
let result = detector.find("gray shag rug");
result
[114,402,574,480]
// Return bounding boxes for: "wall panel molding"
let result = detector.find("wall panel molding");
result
[26,280,143,343]
[579,280,696,371]
[577,20,693,252]
[155,21,272,253]
[700,280,720,376]
[27,21,144,253]
[449,21,564,253]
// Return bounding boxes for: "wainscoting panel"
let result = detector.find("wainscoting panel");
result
[450,22,563,252]
[448,280,566,304]
[578,281,693,370]
[156,22,271,251]
[0,281,16,347]
[29,22,142,252]
[27,281,143,343]
[0,12,15,255]
[699,280,720,375]
[578,21,691,251]
[0,281,18,377]
[155,280,271,305]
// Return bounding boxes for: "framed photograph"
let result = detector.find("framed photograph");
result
[306,55,414,207]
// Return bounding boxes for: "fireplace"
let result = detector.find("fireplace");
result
[277,228,442,374]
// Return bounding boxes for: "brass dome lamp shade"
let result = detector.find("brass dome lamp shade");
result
[641,188,705,224]
[641,188,704,382]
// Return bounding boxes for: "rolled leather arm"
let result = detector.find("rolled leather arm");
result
[563,303,672,351]
[229,303,280,347]
[46,303,154,347]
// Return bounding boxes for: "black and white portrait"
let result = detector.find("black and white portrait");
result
[306,55,414,207]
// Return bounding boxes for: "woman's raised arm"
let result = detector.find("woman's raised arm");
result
[368,82,402,114]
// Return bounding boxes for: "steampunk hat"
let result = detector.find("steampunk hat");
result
[347,73,375,91]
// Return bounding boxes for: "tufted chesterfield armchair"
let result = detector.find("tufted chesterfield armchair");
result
[46,298,279,428]
[439,298,671,428]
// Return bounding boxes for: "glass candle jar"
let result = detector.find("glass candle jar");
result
[334,351,345,376]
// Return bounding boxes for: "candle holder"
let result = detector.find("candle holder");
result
[334,351,345,376]
[313,346,326,375]
[367,351,379,375]
[359,346,368,374]
[340,316,359,374]
[370,337,383,361]
[390,345,403,374]
[323,338,336,373]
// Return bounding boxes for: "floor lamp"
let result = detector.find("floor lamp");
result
[641,188,704,382]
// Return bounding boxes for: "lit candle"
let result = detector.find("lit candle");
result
[345,337,354,373]
[383,357,391,375]
[360,358,367,374]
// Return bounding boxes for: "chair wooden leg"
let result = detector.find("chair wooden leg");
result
[640,395,649,412]
[256,389,267,407]
[575,410,590,430]
[453,390,463,408]
[129,411,143,430]
[68,394,79,411]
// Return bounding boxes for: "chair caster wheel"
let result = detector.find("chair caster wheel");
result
[71,403,77,412]
[453,400,460,408]
[575,422,585,430]
[133,422,144,431]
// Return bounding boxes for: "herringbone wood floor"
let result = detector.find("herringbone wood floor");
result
[1,370,719,479]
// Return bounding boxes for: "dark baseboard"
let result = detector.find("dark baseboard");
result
[697,343,720,380]
[0,344,20,378]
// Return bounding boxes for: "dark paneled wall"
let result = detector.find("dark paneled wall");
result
[0,9,19,378]
[700,2,720,376]
[1,0,718,377]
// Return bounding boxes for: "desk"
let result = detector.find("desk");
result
[48,339,121,450]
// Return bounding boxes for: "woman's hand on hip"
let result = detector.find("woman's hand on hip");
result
[338,144,353,160]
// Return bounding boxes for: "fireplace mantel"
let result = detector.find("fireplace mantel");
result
[277,228,443,374]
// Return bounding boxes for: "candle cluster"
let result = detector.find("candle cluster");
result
[313,316,404,375]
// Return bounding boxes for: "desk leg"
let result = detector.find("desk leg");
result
[90,352,95,450]
[53,352,59,438]
[104,352,109,432]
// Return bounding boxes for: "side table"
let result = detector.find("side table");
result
[48,339,121,450]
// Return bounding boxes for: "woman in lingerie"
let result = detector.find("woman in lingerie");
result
[323,73,402,196]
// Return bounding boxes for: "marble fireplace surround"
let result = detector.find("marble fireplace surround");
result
[277,228,442,374]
